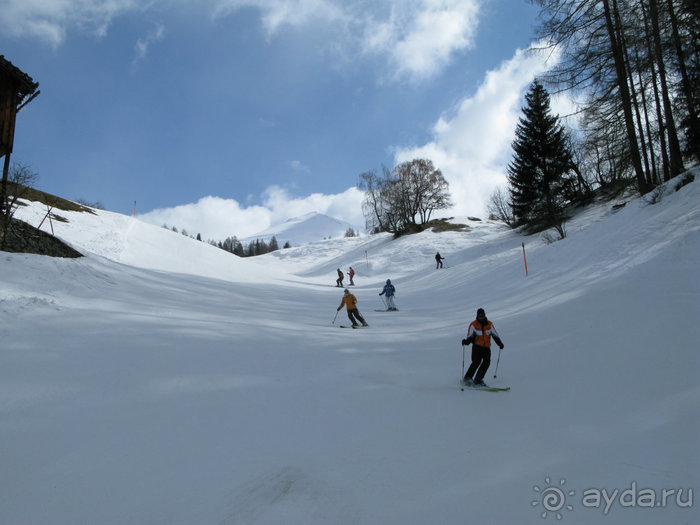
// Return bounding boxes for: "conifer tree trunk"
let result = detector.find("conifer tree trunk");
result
[640,0,671,182]
[666,0,700,161]
[648,0,685,179]
[602,0,650,193]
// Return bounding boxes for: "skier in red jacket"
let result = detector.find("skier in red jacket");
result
[461,308,504,386]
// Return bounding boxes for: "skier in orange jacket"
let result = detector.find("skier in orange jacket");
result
[337,289,368,327]
[461,308,504,386]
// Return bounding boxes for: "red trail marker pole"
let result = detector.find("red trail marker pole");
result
[522,242,529,276]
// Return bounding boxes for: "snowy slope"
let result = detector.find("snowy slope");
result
[11,203,284,284]
[1,171,698,525]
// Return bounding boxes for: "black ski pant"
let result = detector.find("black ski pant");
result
[347,308,366,326]
[465,344,491,382]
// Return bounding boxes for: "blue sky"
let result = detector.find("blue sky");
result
[1,0,560,240]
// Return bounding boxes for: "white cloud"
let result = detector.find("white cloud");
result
[132,23,165,68]
[138,187,365,241]
[394,43,561,217]
[262,185,365,226]
[288,160,311,174]
[213,0,480,81]
[5,0,481,82]
[363,0,480,82]
[212,0,347,34]
[0,0,141,46]
[138,196,270,241]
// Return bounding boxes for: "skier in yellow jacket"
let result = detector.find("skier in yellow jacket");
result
[461,308,504,386]
[337,289,368,327]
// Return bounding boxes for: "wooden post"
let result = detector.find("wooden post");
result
[522,242,529,276]
[0,153,10,248]
[1,152,9,216]
[38,205,55,235]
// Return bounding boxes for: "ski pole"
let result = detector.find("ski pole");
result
[332,309,339,324]
[493,347,502,378]
[461,344,466,391]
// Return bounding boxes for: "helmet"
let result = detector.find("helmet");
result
[386,279,391,284]
[344,288,350,294]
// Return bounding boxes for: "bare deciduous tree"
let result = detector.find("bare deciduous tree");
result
[359,159,452,236]
[1,162,39,250]
[487,187,516,227]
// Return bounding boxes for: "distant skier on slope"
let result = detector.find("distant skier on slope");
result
[336,268,344,287]
[348,266,355,286]
[461,308,504,386]
[378,279,397,311]
[337,288,368,327]
[435,251,445,269]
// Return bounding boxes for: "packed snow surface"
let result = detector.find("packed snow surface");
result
[2,172,699,524]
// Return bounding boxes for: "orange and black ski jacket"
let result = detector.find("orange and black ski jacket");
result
[466,319,502,348]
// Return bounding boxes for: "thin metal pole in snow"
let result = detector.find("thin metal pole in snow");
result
[493,347,502,379]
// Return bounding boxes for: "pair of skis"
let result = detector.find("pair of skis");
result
[461,344,510,392]
[461,380,510,392]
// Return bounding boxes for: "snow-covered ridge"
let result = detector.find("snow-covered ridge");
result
[241,210,361,247]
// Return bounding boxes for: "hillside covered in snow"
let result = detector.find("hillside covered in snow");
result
[2,171,699,524]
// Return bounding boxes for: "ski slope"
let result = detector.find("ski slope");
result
[2,171,699,524]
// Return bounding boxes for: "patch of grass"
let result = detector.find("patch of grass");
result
[427,218,471,233]
[8,182,96,214]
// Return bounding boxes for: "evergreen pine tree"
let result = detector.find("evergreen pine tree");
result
[507,81,575,233]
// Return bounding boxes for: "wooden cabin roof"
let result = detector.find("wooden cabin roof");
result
[0,55,39,98]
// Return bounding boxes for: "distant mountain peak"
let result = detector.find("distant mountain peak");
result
[242,212,360,247]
